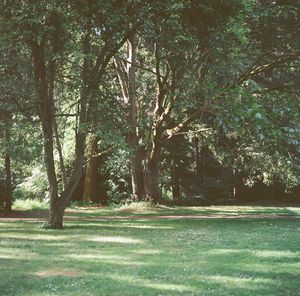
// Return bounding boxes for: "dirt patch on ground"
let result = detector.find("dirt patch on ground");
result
[33,270,81,277]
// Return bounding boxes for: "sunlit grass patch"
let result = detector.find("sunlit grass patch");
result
[88,236,144,244]
[12,199,49,211]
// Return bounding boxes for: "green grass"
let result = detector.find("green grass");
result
[1,205,300,296]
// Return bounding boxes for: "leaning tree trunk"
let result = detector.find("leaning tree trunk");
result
[83,134,99,202]
[46,22,93,228]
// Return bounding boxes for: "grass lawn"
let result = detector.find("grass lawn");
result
[1,204,300,296]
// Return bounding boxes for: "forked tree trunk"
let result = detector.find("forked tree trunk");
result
[31,37,87,229]
[31,16,132,228]
[83,134,99,202]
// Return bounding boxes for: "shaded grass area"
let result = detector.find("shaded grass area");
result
[0,206,300,295]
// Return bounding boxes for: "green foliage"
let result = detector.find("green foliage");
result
[14,166,48,200]
[0,0,299,205]
[104,148,132,203]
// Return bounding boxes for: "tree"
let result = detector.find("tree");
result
[3,0,143,227]
[114,32,145,201]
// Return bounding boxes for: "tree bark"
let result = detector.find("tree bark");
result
[127,34,145,200]
[171,158,181,200]
[31,41,60,227]
[115,34,145,200]
[114,33,145,200]
[193,136,201,177]
[143,43,166,203]
[130,147,145,201]
[28,8,133,227]
[83,134,99,202]
[31,37,86,229]
[4,153,12,212]
[144,135,161,203]
[53,117,67,190]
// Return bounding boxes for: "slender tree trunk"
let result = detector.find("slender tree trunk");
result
[31,41,60,227]
[83,134,99,202]
[130,147,145,201]
[4,153,12,212]
[171,158,181,200]
[127,34,145,200]
[194,136,201,177]
[144,137,161,203]
[46,23,93,228]
[53,118,67,189]
[97,154,108,205]
[115,33,145,200]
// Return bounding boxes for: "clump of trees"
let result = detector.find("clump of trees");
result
[0,0,299,227]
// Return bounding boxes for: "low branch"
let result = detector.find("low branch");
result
[170,128,212,136]
[84,145,115,166]
[117,56,165,78]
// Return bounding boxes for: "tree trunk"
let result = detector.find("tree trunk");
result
[115,33,145,200]
[31,41,60,227]
[83,134,99,202]
[4,153,12,212]
[130,148,145,201]
[194,136,201,177]
[171,158,181,200]
[127,34,145,200]
[144,139,161,203]
[53,117,67,189]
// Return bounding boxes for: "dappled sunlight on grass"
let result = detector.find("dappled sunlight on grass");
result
[0,233,75,241]
[105,273,196,293]
[255,250,299,258]
[87,236,144,244]
[131,249,161,255]
[67,254,130,260]
[8,202,300,219]
[206,248,245,255]
[1,206,300,295]
[0,248,38,260]
[66,254,148,266]
[178,205,300,217]
[200,274,274,287]
[68,221,173,230]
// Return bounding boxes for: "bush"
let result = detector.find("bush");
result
[14,166,48,200]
